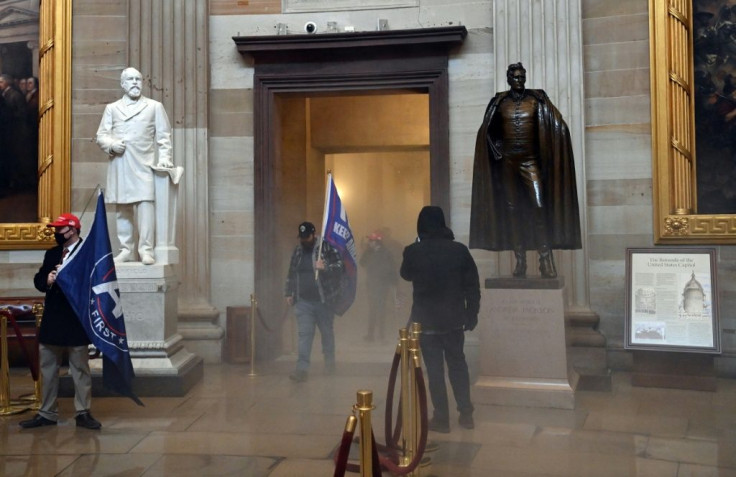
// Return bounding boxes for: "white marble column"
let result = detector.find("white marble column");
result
[491,0,607,382]
[492,0,589,310]
[128,0,222,362]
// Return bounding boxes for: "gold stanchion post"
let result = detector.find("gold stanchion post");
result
[0,312,29,415]
[408,333,422,476]
[399,327,415,469]
[248,294,257,377]
[355,390,374,477]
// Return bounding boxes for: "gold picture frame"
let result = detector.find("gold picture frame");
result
[0,0,71,250]
[650,0,736,244]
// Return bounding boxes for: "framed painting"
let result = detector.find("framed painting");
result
[650,0,736,243]
[0,0,71,250]
[625,248,720,353]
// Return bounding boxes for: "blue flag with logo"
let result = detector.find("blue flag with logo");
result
[56,192,143,406]
[320,174,357,316]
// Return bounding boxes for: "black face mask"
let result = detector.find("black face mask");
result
[54,232,67,245]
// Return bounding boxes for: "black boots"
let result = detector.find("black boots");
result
[512,247,527,277]
[512,246,556,278]
[539,247,557,278]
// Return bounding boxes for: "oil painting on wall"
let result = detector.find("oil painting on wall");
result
[693,0,736,213]
[0,0,39,223]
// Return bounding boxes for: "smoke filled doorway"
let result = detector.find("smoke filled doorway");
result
[272,92,430,362]
[237,25,466,362]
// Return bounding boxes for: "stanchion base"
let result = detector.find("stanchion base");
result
[0,405,29,416]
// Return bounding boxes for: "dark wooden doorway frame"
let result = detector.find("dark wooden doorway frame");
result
[234,26,467,358]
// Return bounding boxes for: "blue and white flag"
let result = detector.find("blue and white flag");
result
[56,192,143,406]
[320,173,357,316]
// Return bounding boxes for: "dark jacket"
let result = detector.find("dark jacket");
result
[469,89,582,251]
[285,236,345,311]
[33,243,90,346]
[400,206,480,332]
[360,245,397,289]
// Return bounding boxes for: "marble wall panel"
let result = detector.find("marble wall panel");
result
[72,40,127,66]
[584,125,651,180]
[585,96,651,126]
[587,234,653,261]
[585,68,650,98]
[73,113,108,140]
[582,13,648,45]
[584,41,650,72]
[0,264,45,294]
[0,251,43,265]
[72,15,127,41]
[72,68,124,91]
[71,163,108,191]
[73,139,109,164]
[72,89,126,114]
[72,188,105,214]
[587,179,652,207]
[582,0,648,18]
[210,211,250,237]
[588,205,652,235]
[73,0,127,16]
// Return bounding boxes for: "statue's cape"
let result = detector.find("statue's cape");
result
[469,89,582,251]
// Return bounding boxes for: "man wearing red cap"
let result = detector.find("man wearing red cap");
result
[19,213,102,430]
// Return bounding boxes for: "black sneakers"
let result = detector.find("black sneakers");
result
[428,417,450,434]
[19,414,57,429]
[75,411,102,430]
[458,413,475,429]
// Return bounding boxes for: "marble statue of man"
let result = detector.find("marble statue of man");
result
[95,67,173,265]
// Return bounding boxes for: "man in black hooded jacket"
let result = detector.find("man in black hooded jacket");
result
[400,206,480,433]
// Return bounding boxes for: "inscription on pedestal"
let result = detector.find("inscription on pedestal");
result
[474,284,576,409]
[119,282,160,293]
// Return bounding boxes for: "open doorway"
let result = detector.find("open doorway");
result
[237,26,466,362]
[272,92,430,361]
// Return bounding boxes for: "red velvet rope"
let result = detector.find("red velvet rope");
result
[336,365,429,476]
[384,349,402,448]
[333,425,356,477]
[0,308,39,381]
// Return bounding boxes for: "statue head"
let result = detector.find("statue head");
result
[506,62,526,93]
[120,67,143,100]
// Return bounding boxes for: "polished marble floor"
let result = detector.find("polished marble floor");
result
[2,340,736,476]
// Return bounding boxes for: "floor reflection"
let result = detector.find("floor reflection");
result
[2,356,736,476]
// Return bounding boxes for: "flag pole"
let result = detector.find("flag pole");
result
[316,171,332,280]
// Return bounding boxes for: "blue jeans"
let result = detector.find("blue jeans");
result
[295,299,335,372]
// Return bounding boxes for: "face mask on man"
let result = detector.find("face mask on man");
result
[54,232,67,245]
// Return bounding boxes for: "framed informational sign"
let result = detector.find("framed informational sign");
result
[625,248,720,353]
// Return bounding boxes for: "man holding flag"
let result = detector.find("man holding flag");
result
[19,213,102,429]
[284,174,356,382]
[19,192,141,430]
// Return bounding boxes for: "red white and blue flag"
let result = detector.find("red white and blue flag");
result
[320,173,357,316]
[56,191,143,406]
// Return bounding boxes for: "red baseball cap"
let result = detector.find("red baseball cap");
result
[47,213,81,229]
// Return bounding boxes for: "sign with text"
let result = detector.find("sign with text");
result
[625,248,720,353]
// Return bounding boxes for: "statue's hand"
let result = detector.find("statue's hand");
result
[111,141,126,155]
[156,160,173,168]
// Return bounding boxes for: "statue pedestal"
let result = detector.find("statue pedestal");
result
[62,263,203,397]
[473,277,578,409]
